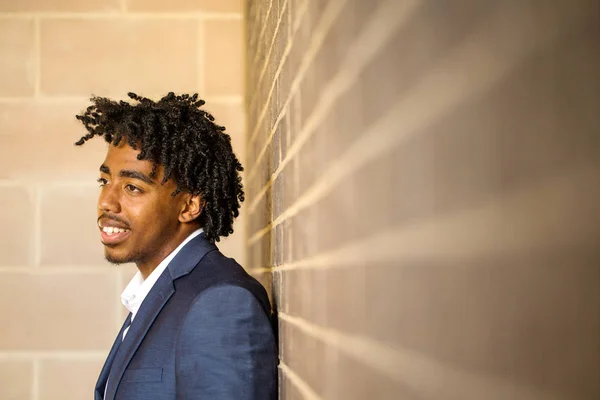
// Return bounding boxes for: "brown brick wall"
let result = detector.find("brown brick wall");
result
[0,0,246,398]
[244,0,600,398]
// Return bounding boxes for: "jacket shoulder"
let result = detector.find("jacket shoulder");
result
[174,249,272,318]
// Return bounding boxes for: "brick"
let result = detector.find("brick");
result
[329,348,401,400]
[0,18,35,97]
[280,111,289,161]
[0,360,33,400]
[40,185,106,266]
[0,186,35,266]
[298,57,318,131]
[283,266,365,334]
[40,19,199,96]
[0,0,118,11]
[311,151,394,256]
[204,101,247,165]
[0,100,83,137]
[279,366,304,400]
[289,93,301,144]
[296,132,316,194]
[280,319,326,397]
[248,191,270,241]
[204,20,243,96]
[289,206,317,262]
[366,260,600,397]
[39,359,104,400]
[126,0,242,13]
[281,219,294,265]
[324,265,368,335]
[428,30,599,219]
[0,271,117,350]
[0,122,109,182]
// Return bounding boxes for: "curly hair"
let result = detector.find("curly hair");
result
[75,92,244,243]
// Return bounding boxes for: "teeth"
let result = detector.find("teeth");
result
[102,227,128,235]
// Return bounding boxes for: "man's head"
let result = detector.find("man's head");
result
[75,92,244,269]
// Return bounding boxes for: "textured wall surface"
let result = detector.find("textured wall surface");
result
[244,0,599,399]
[0,0,245,398]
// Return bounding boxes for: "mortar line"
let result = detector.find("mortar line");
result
[0,181,99,188]
[279,362,323,400]
[247,226,403,272]
[0,266,111,273]
[32,359,40,400]
[0,12,242,19]
[0,352,107,360]
[247,267,273,274]
[0,95,242,103]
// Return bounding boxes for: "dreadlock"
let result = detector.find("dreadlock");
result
[75,92,244,243]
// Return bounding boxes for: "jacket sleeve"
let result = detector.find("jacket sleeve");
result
[175,284,277,400]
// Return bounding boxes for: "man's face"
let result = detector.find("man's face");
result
[97,142,187,270]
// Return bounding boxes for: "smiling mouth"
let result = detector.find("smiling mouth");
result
[98,222,131,246]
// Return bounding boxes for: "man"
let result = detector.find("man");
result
[75,92,277,400]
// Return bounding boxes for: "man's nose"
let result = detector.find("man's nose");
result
[98,185,121,214]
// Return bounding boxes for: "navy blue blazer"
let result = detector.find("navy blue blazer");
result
[95,233,278,400]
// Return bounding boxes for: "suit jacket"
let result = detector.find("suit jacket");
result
[95,233,278,400]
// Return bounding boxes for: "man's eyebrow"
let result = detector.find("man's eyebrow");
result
[99,164,110,174]
[119,169,155,185]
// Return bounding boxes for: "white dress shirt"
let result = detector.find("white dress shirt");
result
[120,228,203,339]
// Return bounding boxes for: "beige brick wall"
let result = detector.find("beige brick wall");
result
[0,0,246,398]
[245,0,600,399]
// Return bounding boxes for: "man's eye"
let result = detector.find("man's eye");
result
[126,184,142,193]
[97,178,107,187]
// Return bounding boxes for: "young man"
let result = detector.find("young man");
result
[75,92,277,400]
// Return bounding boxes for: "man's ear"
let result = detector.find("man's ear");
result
[179,194,204,224]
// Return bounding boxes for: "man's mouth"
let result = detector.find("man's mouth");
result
[98,220,131,246]
[101,226,129,235]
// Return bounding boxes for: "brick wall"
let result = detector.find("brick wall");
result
[244,0,600,399]
[0,0,245,398]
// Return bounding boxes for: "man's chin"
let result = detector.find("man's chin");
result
[104,249,133,265]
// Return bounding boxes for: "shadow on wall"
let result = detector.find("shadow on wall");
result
[245,0,600,399]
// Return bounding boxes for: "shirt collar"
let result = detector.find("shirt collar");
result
[120,228,203,321]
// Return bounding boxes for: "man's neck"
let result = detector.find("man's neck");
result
[136,227,202,280]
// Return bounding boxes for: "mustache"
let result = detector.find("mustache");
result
[97,214,131,229]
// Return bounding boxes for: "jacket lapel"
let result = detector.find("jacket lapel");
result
[95,313,132,400]
[104,271,175,400]
[103,233,217,400]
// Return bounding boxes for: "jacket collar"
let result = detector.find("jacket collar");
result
[167,232,218,280]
